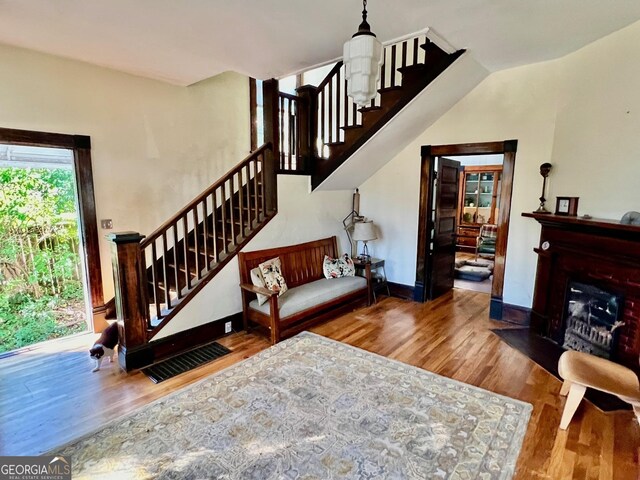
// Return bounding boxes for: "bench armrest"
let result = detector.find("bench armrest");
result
[239,283,277,297]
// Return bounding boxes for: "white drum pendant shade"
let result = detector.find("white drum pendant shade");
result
[343,0,383,107]
[344,35,383,107]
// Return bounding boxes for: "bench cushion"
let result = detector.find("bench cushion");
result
[249,276,367,318]
[455,264,492,281]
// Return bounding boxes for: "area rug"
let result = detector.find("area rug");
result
[53,332,532,479]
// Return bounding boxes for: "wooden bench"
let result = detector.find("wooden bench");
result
[238,236,371,344]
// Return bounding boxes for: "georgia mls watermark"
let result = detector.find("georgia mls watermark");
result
[0,456,71,480]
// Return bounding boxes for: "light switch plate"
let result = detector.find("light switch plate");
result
[101,219,113,229]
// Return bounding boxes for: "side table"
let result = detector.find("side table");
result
[354,257,390,303]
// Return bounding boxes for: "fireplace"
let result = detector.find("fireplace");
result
[562,281,623,359]
[523,212,640,370]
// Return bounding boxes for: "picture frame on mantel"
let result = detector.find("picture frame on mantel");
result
[555,196,579,216]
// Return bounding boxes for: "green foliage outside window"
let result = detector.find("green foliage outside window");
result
[0,167,86,354]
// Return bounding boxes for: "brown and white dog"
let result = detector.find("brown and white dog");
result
[89,322,118,372]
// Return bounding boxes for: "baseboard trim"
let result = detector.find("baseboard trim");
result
[490,296,531,326]
[387,282,415,300]
[121,312,243,371]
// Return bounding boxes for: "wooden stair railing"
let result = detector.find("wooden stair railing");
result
[109,143,276,370]
[306,33,464,189]
[109,80,281,370]
[109,143,276,369]
[276,91,314,175]
[142,143,274,333]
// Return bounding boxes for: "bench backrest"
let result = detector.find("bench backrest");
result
[238,236,338,290]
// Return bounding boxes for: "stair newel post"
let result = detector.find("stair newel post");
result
[107,232,150,371]
[295,85,318,174]
[262,79,280,215]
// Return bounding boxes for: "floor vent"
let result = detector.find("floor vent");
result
[142,342,231,383]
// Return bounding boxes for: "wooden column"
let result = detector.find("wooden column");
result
[107,232,150,371]
[262,79,280,215]
[295,84,318,174]
[72,140,108,332]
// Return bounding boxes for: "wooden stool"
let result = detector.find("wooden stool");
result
[557,350,640,429]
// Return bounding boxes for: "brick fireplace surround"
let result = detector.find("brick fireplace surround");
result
[524,213,640,370]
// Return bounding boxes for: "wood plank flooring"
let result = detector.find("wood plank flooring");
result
[1,289,638,478]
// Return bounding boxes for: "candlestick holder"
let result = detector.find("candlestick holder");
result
[534,163,553,214]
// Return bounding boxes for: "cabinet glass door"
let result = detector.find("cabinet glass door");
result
[476,172,494,224]
[462,173,479,223]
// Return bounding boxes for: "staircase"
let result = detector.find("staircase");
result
[271,32,463,186]
[142,144,274,338]
[108,142,278,370]
[109,31,464,370]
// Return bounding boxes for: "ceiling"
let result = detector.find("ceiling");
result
[1,1,640,86]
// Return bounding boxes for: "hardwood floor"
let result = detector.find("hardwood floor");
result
[1,289,638,478]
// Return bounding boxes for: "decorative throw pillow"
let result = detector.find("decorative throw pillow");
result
[258,257,288,297]
[250,267,269,305]
[323,254,356,279]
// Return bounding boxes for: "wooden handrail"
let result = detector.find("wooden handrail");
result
[141,143,272,247]
[316,61,344,92]
[278,91,300,101]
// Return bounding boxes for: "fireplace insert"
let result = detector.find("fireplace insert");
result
[562,281,624,359]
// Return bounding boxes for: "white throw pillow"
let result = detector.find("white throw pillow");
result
[258,257,288,297]
[323,254,356,279]
[250,267,269,305]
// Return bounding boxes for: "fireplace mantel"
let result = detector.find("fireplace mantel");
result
[523,212,640,369]
[522,212,640,239]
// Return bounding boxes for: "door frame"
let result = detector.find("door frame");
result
[0,127,107,331]
[414,140,517,319]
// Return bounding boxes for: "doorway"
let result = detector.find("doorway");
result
[0,127,106,354]
[414,141,517,320]
[0,145,90,353]
[452,154,504,294]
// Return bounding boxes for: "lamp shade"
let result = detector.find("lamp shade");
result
[352,221,377,241]
[343,1,383,107]
[343,35,383,107]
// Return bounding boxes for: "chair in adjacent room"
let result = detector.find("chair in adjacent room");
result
[475,223,497,260]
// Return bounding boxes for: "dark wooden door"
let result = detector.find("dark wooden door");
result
[427,157,461,299]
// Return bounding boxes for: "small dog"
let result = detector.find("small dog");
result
[89,322,118,372]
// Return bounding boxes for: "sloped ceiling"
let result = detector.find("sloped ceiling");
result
[0,1,640,85]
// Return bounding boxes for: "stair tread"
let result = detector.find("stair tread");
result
[378,86,403,94]
[419,41,441,52]
[340,124,363,131]
[358,105,382,113]
[325,141,346,147]
[397,64,431,73]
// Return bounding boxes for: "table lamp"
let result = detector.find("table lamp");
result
[352,221,377,261]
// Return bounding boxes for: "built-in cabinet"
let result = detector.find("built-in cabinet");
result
[456,165,502,251]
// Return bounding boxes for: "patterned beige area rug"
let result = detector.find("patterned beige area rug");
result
[54,332,532,479]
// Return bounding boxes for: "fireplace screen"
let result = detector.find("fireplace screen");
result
[562,281,624,359]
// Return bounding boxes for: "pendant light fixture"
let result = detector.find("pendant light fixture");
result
[343,0,383,107]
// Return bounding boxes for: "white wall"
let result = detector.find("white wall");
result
[446,154,503,167]
[0,43,250,300]
[549,21,640,217]
[359,19,640,308]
